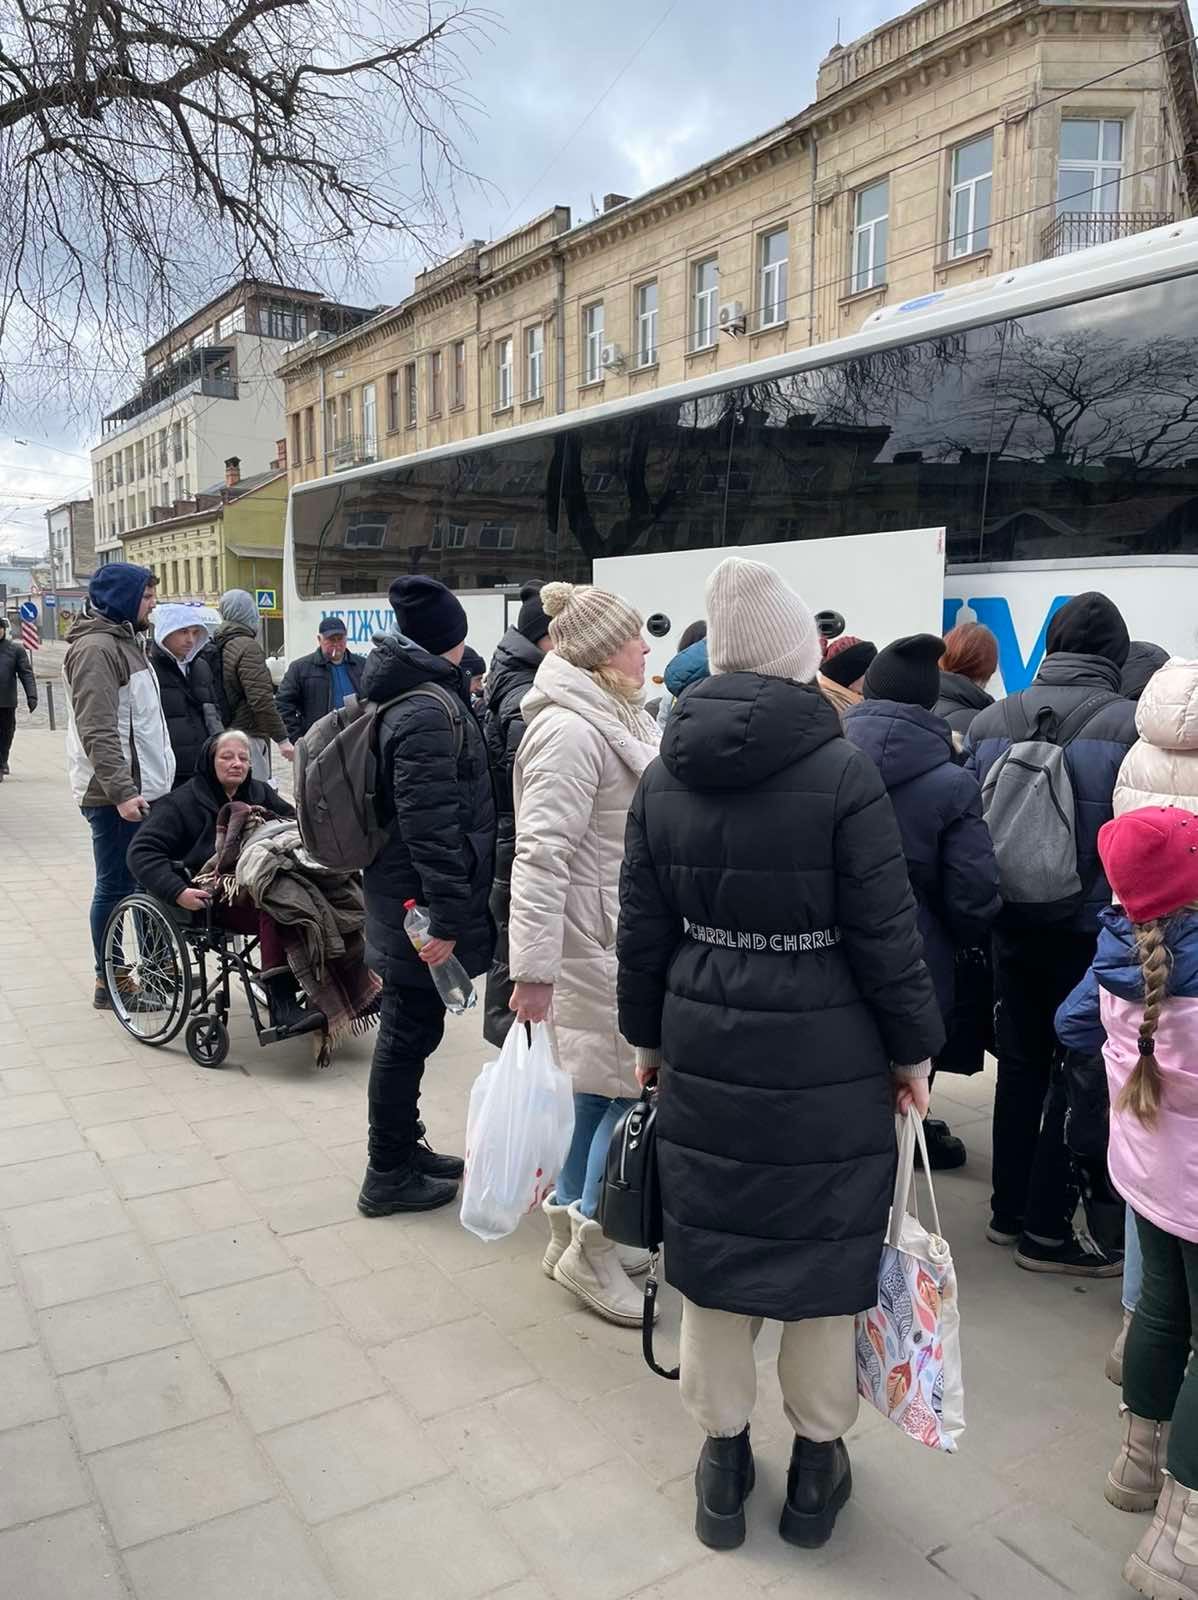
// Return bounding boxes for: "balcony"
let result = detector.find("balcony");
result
[1040,211,1173,260]
[331,434,377,472]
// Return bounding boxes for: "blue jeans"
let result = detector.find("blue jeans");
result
[1124,1204,1144,1313]
[82,806,142,974]
[555,1092,635,1219]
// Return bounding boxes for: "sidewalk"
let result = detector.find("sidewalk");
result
[0,728,1140,1600]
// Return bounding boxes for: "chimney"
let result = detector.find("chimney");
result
[602,193,630,213]
[224,456,241,489]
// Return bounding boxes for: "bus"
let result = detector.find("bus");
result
[285,216,1198,693]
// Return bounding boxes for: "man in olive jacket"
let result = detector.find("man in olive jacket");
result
[0,615,37,778]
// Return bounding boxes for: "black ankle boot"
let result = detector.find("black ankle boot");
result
[357,1163,458,1217]
[694,1427,755,1549]
[779,1436,851,1548]
[413,1120,465,1181]
[262,970,307,1032]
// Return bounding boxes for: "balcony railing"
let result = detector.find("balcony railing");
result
[1041,211,1173,260]
[331,434,377,471]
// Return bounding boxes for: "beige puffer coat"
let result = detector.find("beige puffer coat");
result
[509,653,660,1098]
[1114,657,1198,817]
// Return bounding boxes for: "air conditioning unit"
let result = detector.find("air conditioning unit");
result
[719,301,747,335]
[600,342,625,371]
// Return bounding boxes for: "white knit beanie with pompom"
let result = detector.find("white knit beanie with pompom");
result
[705,556,822,683]
[540,581,643,670]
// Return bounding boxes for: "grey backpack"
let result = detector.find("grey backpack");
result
[295,685,463,871]
[980,692,1115,921]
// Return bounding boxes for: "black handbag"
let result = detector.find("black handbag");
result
[599,1088,679,1381]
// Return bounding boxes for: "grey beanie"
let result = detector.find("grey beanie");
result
[219,589,260,631]
[705,557,822,684]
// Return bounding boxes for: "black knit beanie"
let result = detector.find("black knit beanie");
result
[516,582,551,645]
[1045,591,1130,668]
[389,575,468,655]
[821,639,877,688]
[864,633,945,710]
[460,646,486,679]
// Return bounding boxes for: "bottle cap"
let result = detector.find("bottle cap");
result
[403,899,417,910]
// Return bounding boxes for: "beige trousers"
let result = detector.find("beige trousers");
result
[680,1297,859,1441]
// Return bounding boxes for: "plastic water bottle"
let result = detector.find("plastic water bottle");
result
[402,900,477,1015]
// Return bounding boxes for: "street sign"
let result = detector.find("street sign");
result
[18,601,37,622]
[255,589,277,612]
[43,594,57,607]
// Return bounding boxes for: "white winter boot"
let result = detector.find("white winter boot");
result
[554,1204,649,1327]
[617,1244,652,1277]
[541,1194,573,1279]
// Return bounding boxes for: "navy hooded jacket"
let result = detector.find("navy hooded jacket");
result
[89,564,154,626]
[844,699,1001,1015]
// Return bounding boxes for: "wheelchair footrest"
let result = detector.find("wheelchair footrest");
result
[260,1011,327,1045]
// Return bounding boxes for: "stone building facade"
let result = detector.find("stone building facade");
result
[281,0,1198,490]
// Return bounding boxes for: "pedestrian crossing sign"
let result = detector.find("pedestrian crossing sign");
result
[255,589,277,612]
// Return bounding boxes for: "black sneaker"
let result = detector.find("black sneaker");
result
[1014,1230,1124,1278]
[93,978,111,1011]
[357,1164,458,1217]
[413,1122,465,1181]
[780,1437,852,1549]
[986,1215,1022,1246]
[919,1118,967,1172]
[694,1427,755,1550]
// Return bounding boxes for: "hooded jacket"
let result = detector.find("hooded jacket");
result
[480,626,545,1046]
[0,628,36,711]
[149,620,222,787]
[276,647,367,741]
[843,700,1001,1014]
[214,622,288,744]
[360,633,496,987]
[509,652,660,1098]
[127,736,292,904]
[934,672,994,740]
[1056,906,1198,1245]
[63,578,174,808]
[617,673,943,1322]
[1120,641,1170,703]
[1114,658,1198,817]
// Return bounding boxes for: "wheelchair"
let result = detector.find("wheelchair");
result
[100,893,324,1068]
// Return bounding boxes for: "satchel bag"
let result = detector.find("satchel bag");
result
[599,1088,678,1382]
[855,1112,965,1452]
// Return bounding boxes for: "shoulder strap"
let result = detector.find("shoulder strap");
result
[642,1262,679,1381]
[1055,691,1119,749]
[1000,692,1037,746]
[380,684,465,757]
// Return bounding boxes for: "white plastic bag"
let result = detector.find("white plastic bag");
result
[459,1021,575,1242]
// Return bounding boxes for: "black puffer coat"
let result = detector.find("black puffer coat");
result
[127,736,292,904]
[361,634,496,988]
[0,635,36,710]
[481,627,543,1044]
[617,673,944,1322]
[933,671,993,740]
[843,699,1001,1017]
[150,644,222,786]
[277,647,366,740]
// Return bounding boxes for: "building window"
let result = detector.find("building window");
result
[691,258,719,351]
[290,412,302,467]
[386,370,400,432]
[404,363,417,428]
[1058,118,1124,215]
[758,229,789,327]
[582,303,604,385]
[428,350,443,416]
[949,134,993,258]
[302,406,315,461]
[105,459,113,492]
[479,521,516,550]
[635,282,658,367]
[175,476,185,501]
[325,397,338,457]
[452,340,466,409]
[361,382,377,457]
[496,337,514,409]
[525,325,544,401]
[431,521,469,549]
[852,179,889,293]
[339,391,352,446]
[209,555,219,591]
[265,299,302,340]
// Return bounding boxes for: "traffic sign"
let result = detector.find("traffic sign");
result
[43,594,57,607]
[18,600,37,622]
[255,589,277,612]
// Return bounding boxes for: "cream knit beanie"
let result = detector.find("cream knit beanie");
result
[540,581,643,669]
[705,557,822,683]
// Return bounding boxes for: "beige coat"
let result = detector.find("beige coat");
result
[1114,657,1198,817]
[509,653,660,1098]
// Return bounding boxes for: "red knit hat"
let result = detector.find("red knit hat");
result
[1098,806,1198,923]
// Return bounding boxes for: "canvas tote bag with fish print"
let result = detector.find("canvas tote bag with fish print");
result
[855,1112,965,1452]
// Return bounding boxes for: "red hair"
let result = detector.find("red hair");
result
[940,622,998,684]
[824,634,864,662]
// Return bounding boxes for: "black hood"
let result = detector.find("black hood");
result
[194,734,258,806]
[1033,652,1124,693]
[661,672,842,791]
[936,671,993,715]
[842,700,953,787]
[1045,592,1130,667]
[360,631,467,705]
[484,627,542,712]
[1121,641,1170,701]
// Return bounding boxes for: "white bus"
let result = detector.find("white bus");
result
[285,216,1198,693]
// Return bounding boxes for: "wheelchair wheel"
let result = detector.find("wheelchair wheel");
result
[102,895,192,1046]
[185,1014,229,1069]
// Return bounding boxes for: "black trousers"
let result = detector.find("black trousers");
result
[991,927,1097,1239]
[366,982,446,1169]
[0,706,15,769]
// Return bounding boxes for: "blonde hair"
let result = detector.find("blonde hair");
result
[590,662,641,703]
[1120,918,1170,1124]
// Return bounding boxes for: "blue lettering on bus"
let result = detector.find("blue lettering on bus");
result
[321,607,393,645]
[942,595,1073,693]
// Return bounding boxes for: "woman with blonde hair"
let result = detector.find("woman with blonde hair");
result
[508,580,660,1325]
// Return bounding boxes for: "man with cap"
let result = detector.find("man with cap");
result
[0,614,37,778]
[356,575,496,1216]
[276,616,367,742]
[480,582,552,1046]
[64,564,174,1007]
[148,603,223,787]
[965,591,1139,1275]
[843,635,1001,1169]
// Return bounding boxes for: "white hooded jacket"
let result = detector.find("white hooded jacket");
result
[508,652,660,1098]
[1114,657,1198,817]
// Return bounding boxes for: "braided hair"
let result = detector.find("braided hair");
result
[1119,919,1170,1124]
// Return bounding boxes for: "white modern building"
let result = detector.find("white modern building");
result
[45,498,96,590]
